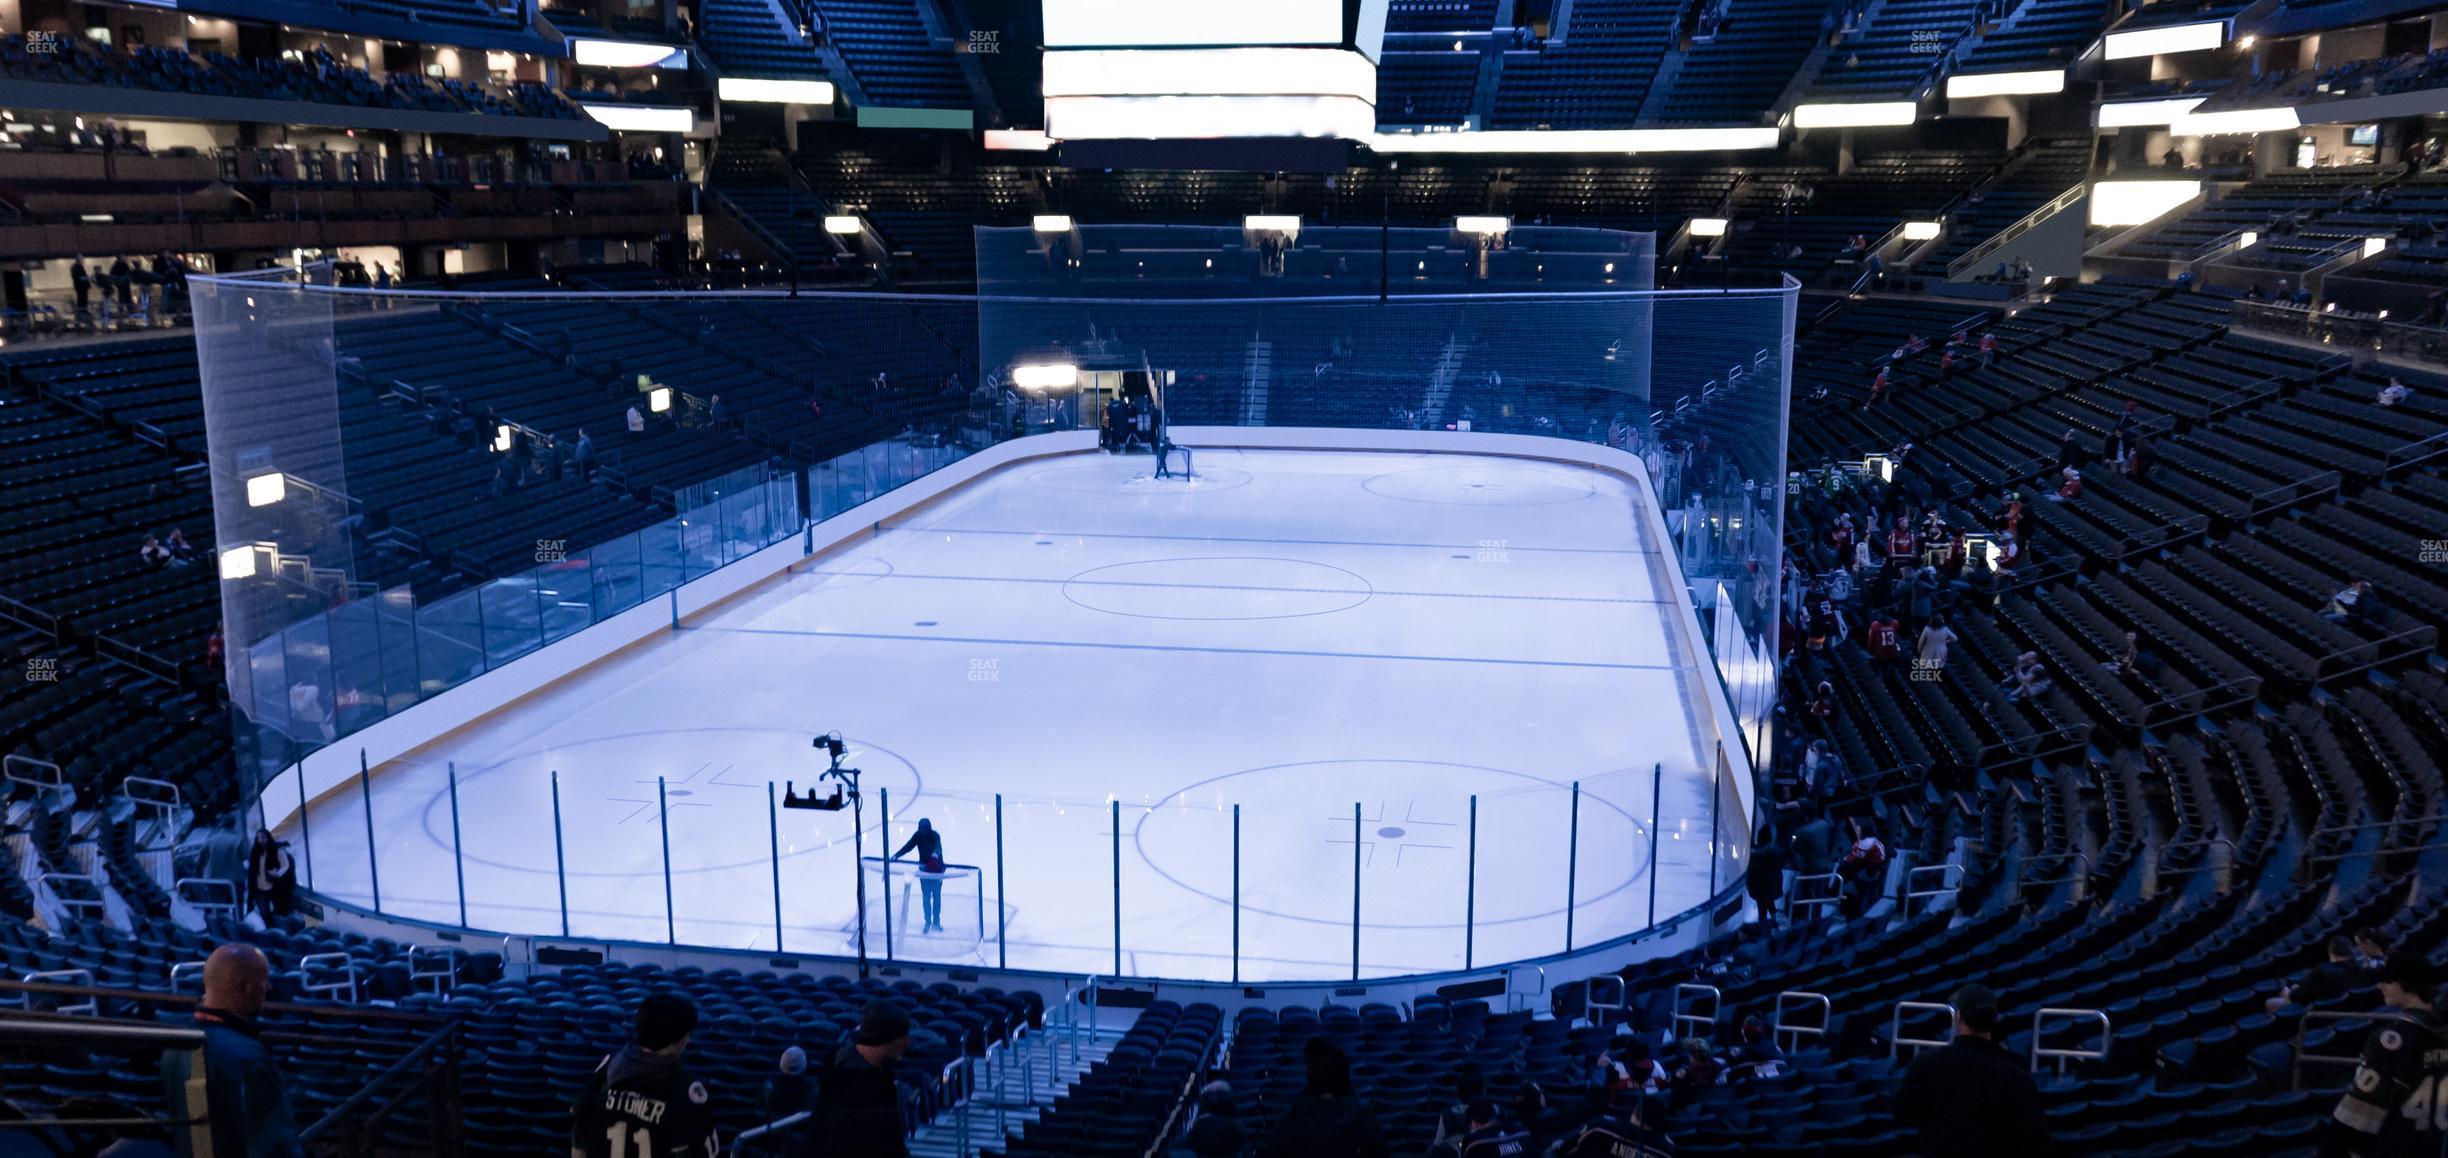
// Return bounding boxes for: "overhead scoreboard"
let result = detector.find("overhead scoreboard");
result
[1039,0,1387,167]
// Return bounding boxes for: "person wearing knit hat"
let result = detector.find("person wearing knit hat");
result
[813,1001,914,1156]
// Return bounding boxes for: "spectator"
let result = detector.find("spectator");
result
[2056,429,2083,472]
[1789,805,1838,881]
[1453,1100,1529,1157]
[1559,1090,1673,1158]
[2355,930,2393,973]
[1865,367,1888,408]
[140,536,171,570]
[2101,631,2147,678]
[69,257,90,315]
[764,1045,815,1123]
[1915,615,1958,670]
[1748,823,1789,925]
[165,527,198,567]
[2046,466,2081,502]
[2127,432,2153,481]
[2000,652,2052,703]
[193,943,305,1158]
[2379,378,2412,407]
[627,404,646,436]
[1722,1016,1787,1083]
[1893,984,2050,1157]
[2322,580,2374,625]
[812,1001,913,1158]
[573,428,595,481]
[1666,1038,1722,1109]
[2330,952,2447,1154]
[1262,1038,1385,1158]
[1837,817,1889,918]
[245,830,296,919]
[1865,609,1904,665]
[1979,331,1997,367]
[1886,517,1917,571]
[1430,1064,1486,1152]
[1601,1038,1670,1097]
[2268,936,2360,1014]
[573,992,720,1158]
[1797,739,1847,800]
[1180,1080,1247,1158]
[1806,682,1836,733]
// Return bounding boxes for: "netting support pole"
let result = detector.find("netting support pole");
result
[359,749,381,914]
[769,782,784,953]
[448,761,467,928]
[551,770,569,937]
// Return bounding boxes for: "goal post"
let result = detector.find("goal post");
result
[859,856,988,961]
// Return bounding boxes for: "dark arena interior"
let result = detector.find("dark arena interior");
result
[6,0,2448,1154]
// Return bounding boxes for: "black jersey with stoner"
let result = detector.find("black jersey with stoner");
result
[572,1045,722,1158]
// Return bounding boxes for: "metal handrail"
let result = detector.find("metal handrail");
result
[18,969,97,1015]
[1949,182,2088,280]
[407,945,458,995]
[1506,963,1549,1013]
[1789,871,1844,915]
[296,951,359,1004]
[1586,973,1630,1023]
[2,753,64,791]
[298,1019,461,1144]
[1672,983,1722,1040]
[2293,1008,2388,1089]
[1890,1001,1957,1059]
[175,877,240,915]
[1900,862,1964,913]
[2030,1007,2111,1074]
[1772,991,1830,1052]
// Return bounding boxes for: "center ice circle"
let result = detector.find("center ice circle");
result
[1361,464,1600,506]
[1062,557,1373,620]
[1135,759,1649,929]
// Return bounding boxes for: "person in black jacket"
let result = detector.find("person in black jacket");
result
[891,819,947,934]
[570,992,721,1157]
[1262,1038,1385,1158]
[1178,1080,1246,1158]
[812,1002,912,1157]
[1892,984,2050,1157]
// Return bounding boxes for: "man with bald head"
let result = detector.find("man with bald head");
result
[193,943,304,1157]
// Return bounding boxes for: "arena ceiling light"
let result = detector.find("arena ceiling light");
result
[1902,220,1942,240]
[983,129,1055,151]
[2095,96,2207,128]
[1688,217,1729,237]
[1792,101,1918,129]
[1945,69,2064,99]
[218,543,271,581]
[2364,237,2388,257]
[1042,0,1351,48]
[1033,214,1075,232]
[717,77,835,104]
[2089,178,2201,226]
[2102,21,2224,60]
[494,424,515,452]
[1367,127,1780,153]
[244,473,287,507]
[569,37,688,69]
[1244,214,1302,235]
[648,387,673,413]
[2169,105,2299,135]
[1454,215,1510,235]
[2239,231,2258,248]
[577,103,694,133]
[824,215,864,234]
[1012,363,1079,390]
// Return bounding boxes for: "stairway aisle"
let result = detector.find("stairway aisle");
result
[906,1019,1132,1158]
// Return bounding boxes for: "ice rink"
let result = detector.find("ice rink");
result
[284,447,1739,982]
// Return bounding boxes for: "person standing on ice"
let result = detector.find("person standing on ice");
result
[891,819,947,933]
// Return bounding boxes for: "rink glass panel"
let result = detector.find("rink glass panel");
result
[201,252,1783,981]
